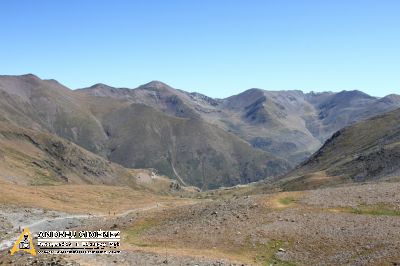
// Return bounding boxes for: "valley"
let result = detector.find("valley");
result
[0,74,399,265]
[2,0,400,264]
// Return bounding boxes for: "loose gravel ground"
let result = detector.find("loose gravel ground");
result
[1,182,400,265]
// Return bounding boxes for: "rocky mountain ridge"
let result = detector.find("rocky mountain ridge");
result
[1,74,399,188]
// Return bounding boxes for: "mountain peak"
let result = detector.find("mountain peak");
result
[337,90,375,99]
[89,83,115,90]
[244,88,265,93]
[138,81,172,90]
[378,94,400,104]
[21,73,40,80]
[78,83,131,98]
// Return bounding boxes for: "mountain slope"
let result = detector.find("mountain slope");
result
[1,74,399,188]
[0,75,290,188]
[220,89,323,164]
[0,121,136,186]
[311,90,399,141]
[80,82,400,166]
[280,108,400,190]
[220,89,400,164]
[101,104,290,189]
[0,74,108,155]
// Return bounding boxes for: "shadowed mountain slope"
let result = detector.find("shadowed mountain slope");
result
[101,104,290,189]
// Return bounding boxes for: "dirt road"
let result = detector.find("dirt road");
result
[0,204,162,252]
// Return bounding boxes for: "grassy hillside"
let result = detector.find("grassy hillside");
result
[279,108,400,190]
[0,74,108,155]
[0,121,138,186]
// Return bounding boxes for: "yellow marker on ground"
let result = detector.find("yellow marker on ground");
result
[10,228,36,256]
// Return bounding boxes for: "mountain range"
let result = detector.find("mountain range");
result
[1,74,399,189]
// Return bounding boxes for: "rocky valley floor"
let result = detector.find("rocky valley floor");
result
[1,182,400,265]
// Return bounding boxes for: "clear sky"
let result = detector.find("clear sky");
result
[1,0,399,98]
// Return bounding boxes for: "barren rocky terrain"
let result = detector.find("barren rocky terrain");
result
[2,181,399,265]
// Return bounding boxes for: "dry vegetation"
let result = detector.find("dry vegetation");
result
[0,180,186,214]
[54,182,399,265]
[1,181,400,265]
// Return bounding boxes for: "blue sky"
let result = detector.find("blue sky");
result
[1,0,399,98]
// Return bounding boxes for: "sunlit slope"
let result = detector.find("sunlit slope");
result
[0,121,140,186]
[281,108,400,190]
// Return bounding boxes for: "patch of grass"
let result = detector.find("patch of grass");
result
[342,203,400,216]
[29,171,60,186]
[2,146,34,161]
[123,219,157,247]
[278,196,297,206]
[253,240,296,266]
[235,236,295,266]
